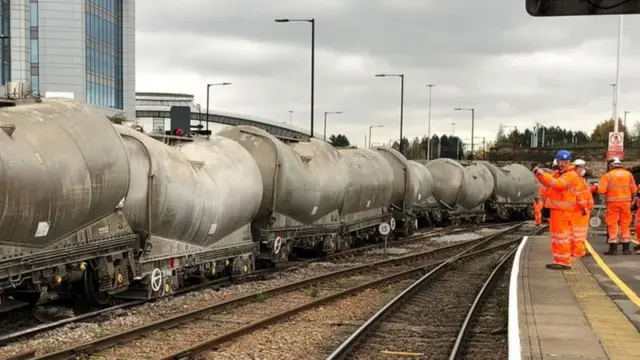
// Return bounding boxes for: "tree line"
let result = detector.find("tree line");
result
[495,118,639,149]
[329,133,471,161]
[329,118,640,161]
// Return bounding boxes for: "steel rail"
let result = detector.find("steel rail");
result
[0,223,470,346]
[325,224,546,360]
[447,243,519,360]
[25,223,526,360]
[0,223,473,347]
[156,223,530,360]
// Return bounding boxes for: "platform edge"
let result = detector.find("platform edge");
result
[508,235,529,360]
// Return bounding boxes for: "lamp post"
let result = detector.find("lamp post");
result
[323,111,342,140]
[375,73,405,155]
[205,82,231,132]
[368,125,384,148]
[288,110,293,124]
[275,18,315,137]
[454,107,475,160]
[425,84,435,160]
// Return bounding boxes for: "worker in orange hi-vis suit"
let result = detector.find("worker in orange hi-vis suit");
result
[572,159,593,258]
[533,198,543,225]
[597,157,638,255]
[634,193,640,255]
[533,149,581,270]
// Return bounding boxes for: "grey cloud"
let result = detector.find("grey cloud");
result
[138,0,629,62]
[136,0,640,145]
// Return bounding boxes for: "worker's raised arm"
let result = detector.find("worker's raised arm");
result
[536,171,572,190]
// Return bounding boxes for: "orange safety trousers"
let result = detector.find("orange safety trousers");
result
[634,208,640,243]
[549,209,573,266]
[605,201,632,243]
[572,211,588,257]
[535,211,542,225]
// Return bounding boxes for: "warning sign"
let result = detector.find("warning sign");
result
[607,132,624,160]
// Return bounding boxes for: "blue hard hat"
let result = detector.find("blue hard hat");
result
[555,149,572,160]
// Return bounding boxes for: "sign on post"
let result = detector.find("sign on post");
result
[379,222,391,257]
[607,131,624,160]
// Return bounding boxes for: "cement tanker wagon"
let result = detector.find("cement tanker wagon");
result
[116,125,263,299]
[408,161,442,226]
[0,98,137,312]
[218,126,348,261]
[500,163,538,219]
[338,148,394,244]
[426,159,494,225]
[374,147,420,236]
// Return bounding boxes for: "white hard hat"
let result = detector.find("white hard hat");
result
[611,157,622,165]
[573,159,586,166]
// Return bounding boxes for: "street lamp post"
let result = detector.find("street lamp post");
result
[454,107,475,160]
[205,82,231,132]
[368,125,384,148]
[323,111,342,140]
[425,84,435,160]
[275,18,315,137]
[375,73,405,155]
[288,110,293,124]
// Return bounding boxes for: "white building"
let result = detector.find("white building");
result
[0,0,135,118]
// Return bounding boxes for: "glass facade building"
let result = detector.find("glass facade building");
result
[0,0,9,85]
[0,0,134,118]
[85,0,124,109]
[30,0,39,95]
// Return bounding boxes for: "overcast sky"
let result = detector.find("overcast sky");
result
[135,0,640,148]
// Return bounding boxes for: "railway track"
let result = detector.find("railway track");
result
[325,224,545,360]
[1,222,531,360]
[0,223,507,350]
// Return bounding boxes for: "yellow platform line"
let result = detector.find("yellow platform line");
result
[585,241,640,307]
[564,251,640,360]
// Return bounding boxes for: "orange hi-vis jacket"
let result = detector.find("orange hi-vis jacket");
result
[536,165,580,211]
[597,168,637,202]
[576,177,594,213]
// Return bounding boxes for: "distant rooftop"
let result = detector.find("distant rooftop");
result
[134,92,318,141]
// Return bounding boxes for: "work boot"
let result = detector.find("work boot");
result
[546,263,571,270]
[604,243,619,255]
[622,243,632,255]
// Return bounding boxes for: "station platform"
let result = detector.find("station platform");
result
[511,235,640,360]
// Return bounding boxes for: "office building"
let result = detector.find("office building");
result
[0,0,135,118]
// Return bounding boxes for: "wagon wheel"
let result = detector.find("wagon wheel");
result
[83,266,112,307]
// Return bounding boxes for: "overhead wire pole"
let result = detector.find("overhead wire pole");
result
[425,84,435,161]
[375,73,405,155]
[323,111,342,141]
[205,82,232,133]
[454,107,475,160]
[368,124,384,148]
[275,18,315,137]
